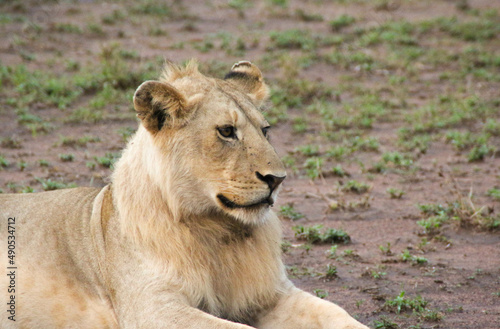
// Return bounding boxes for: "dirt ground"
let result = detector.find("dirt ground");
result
[1,0,499,328]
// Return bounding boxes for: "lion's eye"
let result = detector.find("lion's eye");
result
[217,126,236,139]
[262,126,270,138]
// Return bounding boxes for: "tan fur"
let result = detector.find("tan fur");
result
[0,60,368,329]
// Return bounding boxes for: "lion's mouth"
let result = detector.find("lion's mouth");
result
[217,194,274,210]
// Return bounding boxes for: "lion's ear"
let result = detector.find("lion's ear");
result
[133,81,189,133]
[224,61,269,107]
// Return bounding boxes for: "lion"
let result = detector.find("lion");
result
[0,60,369,329]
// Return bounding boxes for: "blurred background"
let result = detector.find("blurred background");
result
[0,0,499,328]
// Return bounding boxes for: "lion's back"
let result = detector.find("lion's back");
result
[0,187,101,222]
[0,187,118,328]
[0,186,103,260]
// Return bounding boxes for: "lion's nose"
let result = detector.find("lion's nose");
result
[256,172,286,192]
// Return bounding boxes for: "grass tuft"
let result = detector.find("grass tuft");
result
[329,14,356,32]
[280,204,305,220]
[384,290,428,314]
[293,225,351,244]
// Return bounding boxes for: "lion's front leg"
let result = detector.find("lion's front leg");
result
[256,287,369,329]
[113,293,254,329]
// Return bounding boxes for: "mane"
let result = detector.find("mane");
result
[160,59,201,83]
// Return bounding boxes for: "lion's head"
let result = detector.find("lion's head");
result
[130,60,286,225]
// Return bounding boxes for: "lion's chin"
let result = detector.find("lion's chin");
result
[228,207,273,226]
[215,194,273,225]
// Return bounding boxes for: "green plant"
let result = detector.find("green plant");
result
[149,27,168,36]
[53,23,82,34]
[349,136,380,152]
[322,228,351,244]
[293,225,351,244]
[118,127,136,142]
[487,188,500,200]
[483,118,500,136]
[87,23,105,35]
[420,308,443,322]
[300,243,312,254]
[401,249,428,264]
[18,160,27,171]
[313,289,328,299]
[21,186,34,193]
[324,50,374,71]
[467,144,493,162]
[418,237,430,250]
[58,153,75,162]
[418,203,450,216]
[68,107,104,123]
[398,135,431,154]
[6,183,20,192]
[38,159,50,167]
[329,14,356,32]
[295,144,320,156]
[295,9,323,22]
[328,195,371,212]
[0,137,21,149]
[94,152,120,168]
[331,165,348,177]
[437,16,499,41]
[291,117,307,134]
[279,204,305,221]
[417,216,446,236]
[267,0,288,7]
[130,0,171,16]
[86,161,96,170]
[384,290,428,314]
[387,188,405,199]
[36,178,77,191]
[65,59,80,71]
[58,135,101,148]
[325,264,338,279]
[19,51,36,62]
[370,270,387,279]
[379,242,393,256]
[340,180,371,194]
[418,199,500,231]
[381,151,413,168]
[17,111,42,125]
[268,29,316,50]
[192,38,214,53]
[0,155,9,168]
[9,68,83,109]
[286,265,319,278]
[326,146,349,160]
[228,0,252,11]
[326,245,338,259]
[445,131,485,151]
[456,200,500,230]
[293,225,322,244]
[118,49,139,60]
[281,155,297,171]
[102,9,125,24]
[374,316,399,329]
[342,249,355,257]
[87,83,124,110]
[304,157,324,180]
